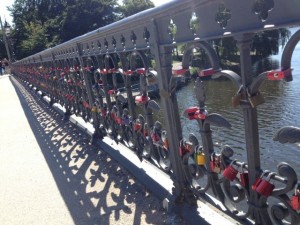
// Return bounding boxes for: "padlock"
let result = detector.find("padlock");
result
[223,161,238,181]
[291,195,300,211]
[247,90,265,108]
[251,171,269,191]
[179,140,185,157]
[108,89,116,95]
[231,86,243,107]
[267,68,292,81]
[135,95,149,104]
[210,153,221,173]
[101,109,107,117]
[91,106,97,113]
[134,122,142,132]
[183,107,199,120]
[239,164,249,187]
[162,131,169,150]
[291,183,300,211]
[253,172,275,197]
[194,146,205,166]
[116,117,122,125]
[179,140,191,157]
[231,93,241,108]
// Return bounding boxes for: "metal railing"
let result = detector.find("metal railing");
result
[11,0,300,224]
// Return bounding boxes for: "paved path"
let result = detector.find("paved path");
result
[0,75,184,225]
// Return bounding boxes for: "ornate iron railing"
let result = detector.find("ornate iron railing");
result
[11,0,300,224]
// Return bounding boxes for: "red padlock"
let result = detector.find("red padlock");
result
[210,153,221,173]
[172,68,187,76]
[183,107,199,120]
[291,196,300,211]
[179,140,185,157]
[198,68,216,77]
[123,70,133,76]
[116,117,122,124]
[136,68,146,75]
[267,68,292,80]
[151,132,160,143]
[134,122,142,132]
[291,184,300,211]
[223,161,238,181]
[239,163,249,187]
[108,89,116,95]
[251,171,269,191]
[101,109,107,117]
[253,172,276,197]
[135,95,149,104]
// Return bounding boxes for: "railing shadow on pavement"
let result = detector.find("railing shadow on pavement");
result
[9,75,188,225]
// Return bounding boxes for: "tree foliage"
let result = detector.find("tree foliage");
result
[7,0,155,59]
[60,0,119,42]
[120,0,154,17]
[252,28,291,57]
[5,0,291,63]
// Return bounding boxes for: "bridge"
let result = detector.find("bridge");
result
[9,0,300,224]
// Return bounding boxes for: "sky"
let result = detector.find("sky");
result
[0,0,173,26]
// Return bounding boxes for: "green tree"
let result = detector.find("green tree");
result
[121,0,154,17]
[60,0,119,42]
[251,28,291,58]
[20,21,48,56]
[8,0,119,58]
[0,30,7,59]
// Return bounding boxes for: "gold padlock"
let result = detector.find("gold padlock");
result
[231,85,243,107]
[97,107,102,113]
[91,106,97,113]
[195,146,205,166]
[247,89,265,108]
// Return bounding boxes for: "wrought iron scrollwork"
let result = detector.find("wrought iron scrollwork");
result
[215,2,231,29]
[252,0,275,22]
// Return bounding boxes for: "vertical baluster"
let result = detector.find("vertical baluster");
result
[151,19,197,206]
[77,43,103,142]
[235,33,271,224]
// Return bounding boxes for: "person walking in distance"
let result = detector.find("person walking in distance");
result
[0,61,3,75]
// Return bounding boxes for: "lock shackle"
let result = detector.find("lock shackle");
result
[228,159,237,169]
[195,145,203,153]
[294,182,300,196]
[265,172,276,181]
[238,162,248,173]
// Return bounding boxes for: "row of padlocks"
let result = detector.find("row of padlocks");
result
[14,49,300,223]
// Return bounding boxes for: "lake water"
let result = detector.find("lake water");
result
[154,29,300,174]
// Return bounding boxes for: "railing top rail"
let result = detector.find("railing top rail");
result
[14,0,300,65]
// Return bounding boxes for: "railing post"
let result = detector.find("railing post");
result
[77,43,103,142]
[235,33,271,224]
[151,20,197,206]
[119,53,137,119]
[52,54,71,119]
